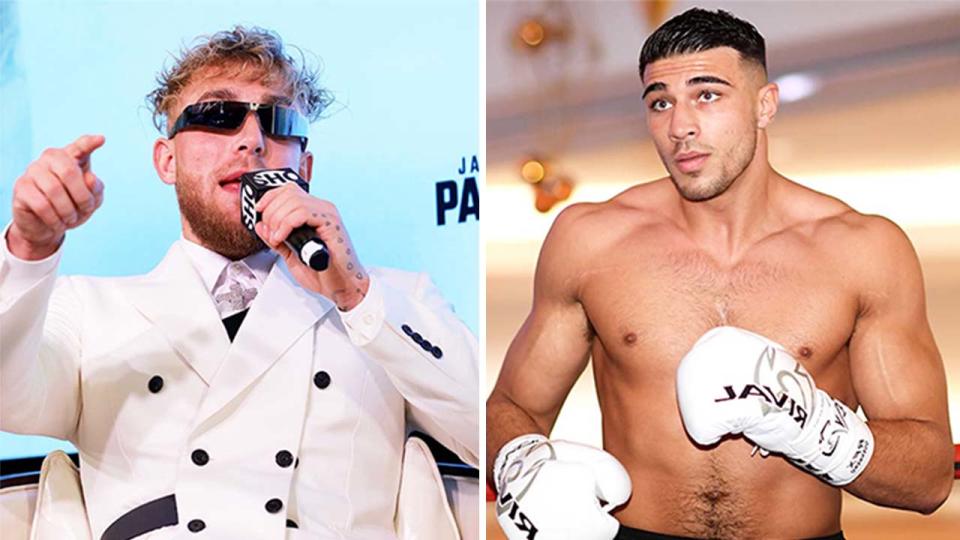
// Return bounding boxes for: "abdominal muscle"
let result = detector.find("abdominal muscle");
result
[595,348,843,539]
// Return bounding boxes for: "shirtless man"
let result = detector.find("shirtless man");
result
[487,8,953,539]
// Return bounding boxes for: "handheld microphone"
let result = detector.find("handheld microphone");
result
[240,168,330,271]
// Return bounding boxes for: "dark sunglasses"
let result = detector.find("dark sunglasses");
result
[168,100,309,150]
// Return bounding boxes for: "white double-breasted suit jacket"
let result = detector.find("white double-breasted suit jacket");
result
[0,240,479,539]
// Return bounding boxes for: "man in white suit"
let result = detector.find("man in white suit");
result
[0,26,478,539]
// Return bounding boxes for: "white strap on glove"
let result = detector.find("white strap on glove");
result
[493,434,632,540]
[676,326,874,486]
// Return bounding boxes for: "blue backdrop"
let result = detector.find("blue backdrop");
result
[0,0,478,459]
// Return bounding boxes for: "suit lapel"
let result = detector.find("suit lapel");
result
[192,259,334,426]
[124,243,229,385]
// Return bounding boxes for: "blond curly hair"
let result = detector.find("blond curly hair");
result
[147,26,333,134]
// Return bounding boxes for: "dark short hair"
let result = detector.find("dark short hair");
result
[638,8,766,80]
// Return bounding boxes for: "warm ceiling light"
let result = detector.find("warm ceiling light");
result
[518,20,546,47]
[534,176,574,213]
[641,0,672,29]
[521,159,546,183]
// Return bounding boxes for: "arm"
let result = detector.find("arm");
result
[340,270,480,467]
[486,204,596,481]
[488,205,632,540]
[0,226,83,440]
[845,217,953,514]
[1,135,104,440]
[252,182,479,465]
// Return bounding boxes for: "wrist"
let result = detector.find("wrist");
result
[6,225,63,261]
[334,273,370,312]
[334,284,367,311]
[789,390,875,486]
[493,433,548,486]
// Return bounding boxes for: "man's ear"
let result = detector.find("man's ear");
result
[757,82,779,129]
[299,150,314,183]
[154,137,176,185]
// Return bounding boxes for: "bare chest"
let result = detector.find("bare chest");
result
[582,247,855,535]
[580,246,859,381]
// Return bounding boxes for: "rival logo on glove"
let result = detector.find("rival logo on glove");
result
[712,345,815,429]
[496,491,539,539]
[818,400,851,457]
[495,440,551,539]
[713,383,809,429]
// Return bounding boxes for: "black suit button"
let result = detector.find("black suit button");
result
[421,339,432,350]
[148,375,164,393]
[276,450,294,468]
[401,324,413,336]
[286,519,299,528]
[265,498,284,513]
[431,346,443,359]
[294,457,299,468]
[191,449,209,466]
[313,371,331,389]
[187,519,205,532]
[411,332,423,344]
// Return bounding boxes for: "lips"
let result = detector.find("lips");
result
[218,170,250,193]
[219,170,246,185]
[674,152,710,174]
[220,182,241,193]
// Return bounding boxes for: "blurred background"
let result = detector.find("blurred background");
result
[486,0,959,537]
[0,0,478,460]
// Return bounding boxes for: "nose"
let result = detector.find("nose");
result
[668,101,699,143]
[234,110,265,155]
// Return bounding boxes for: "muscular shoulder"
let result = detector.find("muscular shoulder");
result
[812,208,915,266]
[801,201,921,309]
[536,180,673,298]
[781,181,913,257]
[545,180,673,251]
[836,212,919,287]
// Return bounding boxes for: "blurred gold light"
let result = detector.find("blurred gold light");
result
[535,176,574,213]
[520,159,546,184]
[518,20,546,47]
[642,0,673,28]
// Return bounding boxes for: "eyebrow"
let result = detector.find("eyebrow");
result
[195,88,237,102]
[260,94,293,106]
[192,89,292,107]
[642,75,734,99]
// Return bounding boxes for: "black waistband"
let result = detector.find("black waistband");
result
[101,494,178,540]
[616,524,845,540]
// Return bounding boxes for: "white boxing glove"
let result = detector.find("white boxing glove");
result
[493,434,632,540]
[676,326,874,486]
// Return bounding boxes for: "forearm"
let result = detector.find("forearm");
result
[486,389,551,482]
[845,418,953,514]
[343,272,479,461]
[0,271,82,439]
